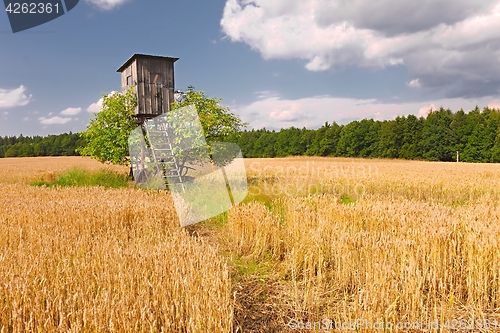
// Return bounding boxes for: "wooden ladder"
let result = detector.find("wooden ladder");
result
[144,119,185,192]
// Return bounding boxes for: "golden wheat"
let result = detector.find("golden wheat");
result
[226,157,500,332]
[3,156,500,332]
[0,158,232,332]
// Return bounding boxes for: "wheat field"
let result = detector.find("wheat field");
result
[227,157,500,332]
[0,157,232,332]
[2,156,500,332]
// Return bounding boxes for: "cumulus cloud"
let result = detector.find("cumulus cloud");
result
[60,107,82,116]
[87,97,103,113]
[406,79,421,88]
[39,116,72,125]
[314,0,495,36]
[417,103,437,118]
[87,92,119,113]
[233,93,388,129]
[221,0,500,97]
[0,85,32,108]
[85,0,130,10]
[232,92,497,129]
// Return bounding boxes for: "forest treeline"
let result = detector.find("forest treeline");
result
[0,132,83,158]
[2,106,500,162]
[224,106,500,162]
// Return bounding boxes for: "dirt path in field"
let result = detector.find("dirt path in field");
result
[185,223,290,333]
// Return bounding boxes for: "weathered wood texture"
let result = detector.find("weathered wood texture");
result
[117,54,178,118]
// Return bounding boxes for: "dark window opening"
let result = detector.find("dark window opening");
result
[126,75,132,86]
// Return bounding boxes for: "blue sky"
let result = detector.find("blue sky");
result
[1,0,500,136]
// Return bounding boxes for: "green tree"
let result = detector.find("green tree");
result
[321,123,342,156]
[337,121,361,157]
[80,86,246,166]
[299,128,315,155]
[336,119,378,157]
[461,107,499,162]
[170,86,246,144]
[18,143,35,157]
[377,118,403,158]
[275,127,303,157]
[4,144,19,157]
[168,86,247,169]
[449,109,467,153]
[399,114,424,159]
[306,123,328,156]
[253,131,277,157]
[225,130,258,157]
[359,119,380,157]
[419,108,454,161]
[78,88,138,165]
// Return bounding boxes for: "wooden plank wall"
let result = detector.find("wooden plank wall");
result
[133,58,175,117]
[120,60,140,115]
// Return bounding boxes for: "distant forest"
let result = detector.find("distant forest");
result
[2,106,500,163]
[0,132,83,158]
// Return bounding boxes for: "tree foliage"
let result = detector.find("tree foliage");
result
[78,86,246,166]
[170,86,246,143]
[78,88,138,165]
[0,132,82,158]
[5,105,500,165]
[223,106,500,163]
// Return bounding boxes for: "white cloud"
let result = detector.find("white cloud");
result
[39,116,72,125]
[254,90,280,100]
[417,103,437,118]
[232,92,498,129]
[0,85,32,109]
[221,0,500,96]
[60,107,82,116]
[406,79,421,88]
[85,0,130,10]
[87,97,103,113]
[87,92,118,113]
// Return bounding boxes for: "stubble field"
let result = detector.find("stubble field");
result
[1,156,500,332]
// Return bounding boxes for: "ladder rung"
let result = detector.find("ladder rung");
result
[166,175,183,178]
[147,130,170,134]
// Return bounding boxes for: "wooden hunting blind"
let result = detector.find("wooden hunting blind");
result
[117,54,178,120]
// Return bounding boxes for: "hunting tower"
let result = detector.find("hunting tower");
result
[117,54,179,121]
